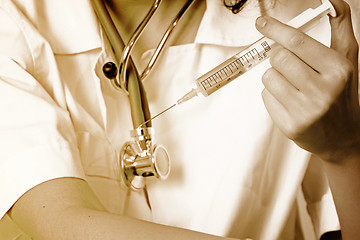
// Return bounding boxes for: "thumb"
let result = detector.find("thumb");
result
[329,0,358,61]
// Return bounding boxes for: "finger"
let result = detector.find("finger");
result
[329,0,358,62]
[261,89,295,139]
[255,15,339,73]
[270,47,321,94]
[262,67,302,110]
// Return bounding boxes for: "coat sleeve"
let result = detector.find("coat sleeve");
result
[301,154,340,239]
[0,0,86,219]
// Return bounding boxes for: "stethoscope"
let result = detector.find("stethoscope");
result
[90,0,195,190]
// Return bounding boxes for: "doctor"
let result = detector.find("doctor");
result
[0,0,358,239]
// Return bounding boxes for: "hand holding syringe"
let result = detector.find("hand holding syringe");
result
[138,0,336,128]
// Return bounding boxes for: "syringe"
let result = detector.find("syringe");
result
[177,0,336,105]
[138,0,336,128]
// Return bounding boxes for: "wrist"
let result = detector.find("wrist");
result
[318,139,360,164]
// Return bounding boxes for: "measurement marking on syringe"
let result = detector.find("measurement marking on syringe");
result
[229,63,238,72]
[200,61,239,90]
[234,59,243,67]
[230,60,239,72]
[238,48,261,67]
[209,76,217,86]
[225,66,233,74]
[201,80,210,89]
[220,69,227,79]
[215,73,221,82]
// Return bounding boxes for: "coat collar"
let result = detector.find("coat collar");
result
[194,0,263,47]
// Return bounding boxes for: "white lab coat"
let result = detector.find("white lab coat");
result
[0,0,340,239]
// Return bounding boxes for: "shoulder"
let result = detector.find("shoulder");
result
[0,0,102,55]
[0,0,49,73]
[0,0,101,67]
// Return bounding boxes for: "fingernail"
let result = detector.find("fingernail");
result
[256,16,267,28]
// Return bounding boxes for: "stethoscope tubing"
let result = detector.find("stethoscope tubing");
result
[91,0,151,128]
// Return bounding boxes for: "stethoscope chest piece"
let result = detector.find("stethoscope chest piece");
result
[120,127,170,191]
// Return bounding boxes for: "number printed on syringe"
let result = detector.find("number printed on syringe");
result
[238,40,273,69]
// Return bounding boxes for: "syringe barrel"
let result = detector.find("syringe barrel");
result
[195,37,275,97]
[194,0,335,98]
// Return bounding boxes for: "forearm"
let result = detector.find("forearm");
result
[8,178,233,240]
[16,207,230,240]
[321,148,360,240]
[53,207,232,240]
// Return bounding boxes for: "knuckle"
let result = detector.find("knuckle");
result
[285,124,306,142]
[262,68,280,91]
[346,41,359,60]
[261,89,269,101]
[328,58,354,83]
[270,49,290,66]
[341,1,352,17]
[314,92,332,114]
[334,39,359,61]
[310,98,330,119]
[285,103,319,140]
[289,32,306,49]
[341,59,354,78]
[353,40,359,53]
[283,121,300,141]
[262,68,275,83]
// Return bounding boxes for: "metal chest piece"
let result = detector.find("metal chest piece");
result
[120,127,170,191]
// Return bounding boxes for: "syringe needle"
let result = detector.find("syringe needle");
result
[177,88,199,105]
[137,103,177,129]
[137,88,199,129]
[152,103,177,120]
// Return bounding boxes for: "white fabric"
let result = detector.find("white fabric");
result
[0,0,340,239]
[302,155,341,239]
[0,0,87,220]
